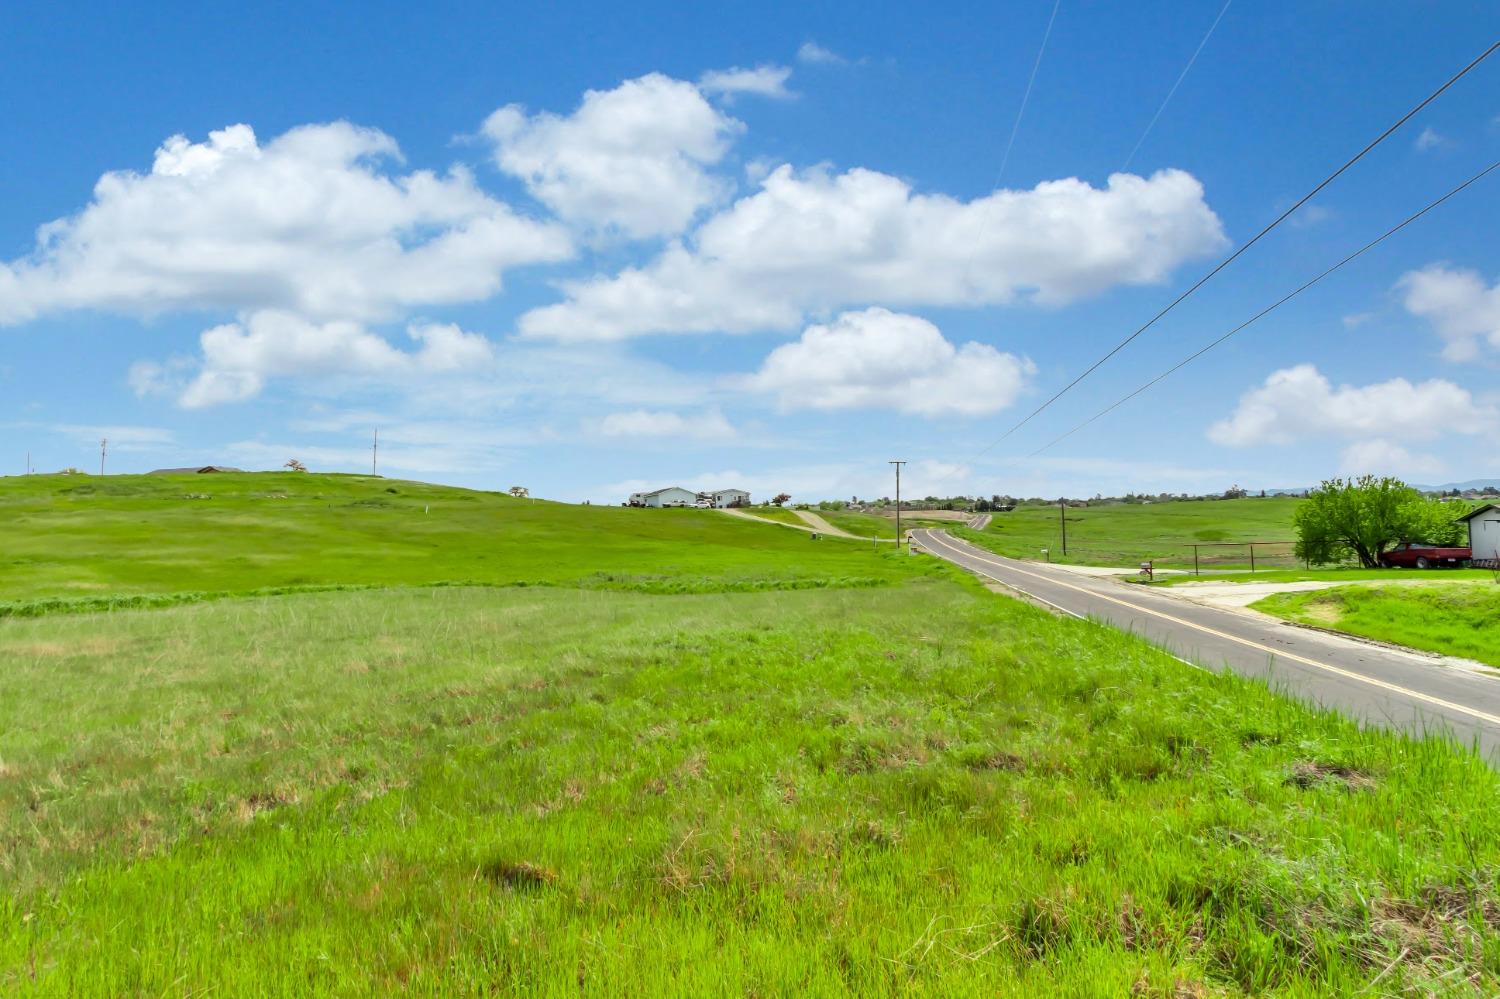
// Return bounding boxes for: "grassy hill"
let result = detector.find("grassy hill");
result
[0,473,920,611]
[4,473,1500,993]
[955,496,1303,570]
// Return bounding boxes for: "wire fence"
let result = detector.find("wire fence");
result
[1184,541,1303,575]
[1033,539,1305,574]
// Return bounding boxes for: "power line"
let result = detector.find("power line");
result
[995,0,1063,187]
[1030,157,1500,456]
[1121,0,1234,172]
[963,39,1499,464]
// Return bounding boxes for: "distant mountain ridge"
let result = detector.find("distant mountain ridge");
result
[1412,479,1500,493]
[1264,479,1500,496]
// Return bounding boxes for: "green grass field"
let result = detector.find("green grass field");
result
[956,497,1302,570]
[1251,584,1500,667]
[0,474,918,612]
[5,473,1500,994]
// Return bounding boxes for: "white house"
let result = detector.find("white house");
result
[701,488,751,508]
[631,486,698,508]
[1459,503,1500,563]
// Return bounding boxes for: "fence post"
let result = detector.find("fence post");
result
[1250,543,1256,574]
[1193,544,1200,577]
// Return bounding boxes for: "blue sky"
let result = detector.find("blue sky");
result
[2,1,1497,502]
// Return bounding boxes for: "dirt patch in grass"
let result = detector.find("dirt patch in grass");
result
[844,819,901,850]
[961,749,1027,772]
[1368,885,1500,987]
[1130,970,1211,998]
[1011,895,1073,958]
[479,859,556,890]
[1293,594,1345,626]
[237,790,294,821]
[1286,760,1374,791]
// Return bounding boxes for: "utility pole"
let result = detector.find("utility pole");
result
[25,451,31,475]
[371,428,379,476]
[1058,498,1067,556]
[889,460,906,548]
[99,438,108,477]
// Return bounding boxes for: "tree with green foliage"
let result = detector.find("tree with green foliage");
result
[1294,476,1464,567]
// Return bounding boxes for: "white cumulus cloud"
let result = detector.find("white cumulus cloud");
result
[133,310,497,408]
[519,165,1226,341]
[1398,264,1500,361]
[743,307,1034,417]
[0,123,571,326]
[796,42,846,66]
[1337,439,1444,477]
[483,73,741,239]
[1414,127,1448,152]
[698,65,794,100]
[598,408,737,441]
[1208,363,1496,447]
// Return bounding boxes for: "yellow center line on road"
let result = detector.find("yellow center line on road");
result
[918,530,1500,729]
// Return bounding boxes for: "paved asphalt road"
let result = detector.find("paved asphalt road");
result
[913,529,1500,761]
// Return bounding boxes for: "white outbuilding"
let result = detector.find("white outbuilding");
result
[706,488,751,508]
[1459,503,1500,564]
[633,486,698,508]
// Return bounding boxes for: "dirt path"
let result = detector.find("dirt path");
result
[719,507,893,542]
[1158,576,1491,610]
[719,508,818,533]
[790,509,865,539]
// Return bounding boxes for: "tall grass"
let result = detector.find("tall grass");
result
[4,581,1499,994]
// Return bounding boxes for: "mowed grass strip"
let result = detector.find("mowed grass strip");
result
[0,473,921,605]
[4,582,1500,994]
[1251,583,1500,667]
[1150,567,1498,586]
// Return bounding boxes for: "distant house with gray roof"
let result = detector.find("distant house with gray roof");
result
[147,465,244,475]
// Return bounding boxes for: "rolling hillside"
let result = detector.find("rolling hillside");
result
[0,473,922,609]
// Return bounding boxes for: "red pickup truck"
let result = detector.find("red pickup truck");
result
[1379,542,1472,569]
